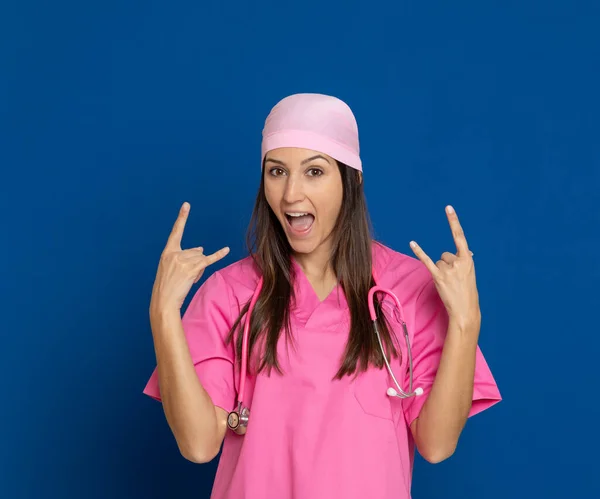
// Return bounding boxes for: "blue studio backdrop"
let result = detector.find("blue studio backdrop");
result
[1,1,598,498]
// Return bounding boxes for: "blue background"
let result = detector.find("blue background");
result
[1,1,598,497]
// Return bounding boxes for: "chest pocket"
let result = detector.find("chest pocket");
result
[353,365,395,421]
[352,304,410,421]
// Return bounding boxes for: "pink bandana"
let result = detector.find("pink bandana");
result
[261,93,362,172]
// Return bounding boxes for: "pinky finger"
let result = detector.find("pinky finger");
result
[409,241,438,275]
[204,246,231,266]
[191,246,230,282]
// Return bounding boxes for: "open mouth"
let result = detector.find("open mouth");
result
[285,212,315,234]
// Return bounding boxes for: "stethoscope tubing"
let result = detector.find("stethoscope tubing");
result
[228,272,422,431]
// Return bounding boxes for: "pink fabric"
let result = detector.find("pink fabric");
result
[261,93,363,171]
[143,242,502,498]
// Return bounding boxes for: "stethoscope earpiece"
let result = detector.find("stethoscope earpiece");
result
[230,275,423,434]
[387,386,423,398]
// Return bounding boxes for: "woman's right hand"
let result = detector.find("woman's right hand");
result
[150,202,230,315]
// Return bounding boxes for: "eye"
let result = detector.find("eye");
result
[268,167,285,176]
[307,168,323,177]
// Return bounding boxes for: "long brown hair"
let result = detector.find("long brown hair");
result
[225,160,400,379]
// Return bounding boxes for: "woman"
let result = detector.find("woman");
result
[143,93,501,498]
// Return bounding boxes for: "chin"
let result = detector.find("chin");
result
[287,238,319,255]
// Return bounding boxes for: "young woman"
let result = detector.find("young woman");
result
[143,93,501,498]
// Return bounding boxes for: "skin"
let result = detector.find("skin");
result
[408,206,481,463]
[150,202,232,461]
[265,149,483,463]
[152,151,481,463]
[263,147,346,297]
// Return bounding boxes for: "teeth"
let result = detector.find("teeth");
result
[286,212,309,217]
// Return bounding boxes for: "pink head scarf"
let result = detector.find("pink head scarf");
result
[261,93,362,172]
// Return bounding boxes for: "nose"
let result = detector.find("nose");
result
[282,175,305,204]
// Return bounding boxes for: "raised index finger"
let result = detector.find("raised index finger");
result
[446,205,470,256]
[165,202,190,250]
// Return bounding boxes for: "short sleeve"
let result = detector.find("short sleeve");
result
[142,270,237,413]
[401,275,502,427]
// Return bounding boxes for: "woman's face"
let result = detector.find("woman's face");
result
[263,147,344,256]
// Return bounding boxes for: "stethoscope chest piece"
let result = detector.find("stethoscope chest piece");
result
[227,403,250,432]
[227,273,423,436]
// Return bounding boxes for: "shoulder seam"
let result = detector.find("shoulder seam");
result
[414,269,435,306]
[214,270,234,327]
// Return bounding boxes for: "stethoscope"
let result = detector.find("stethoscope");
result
[226,270,423,433]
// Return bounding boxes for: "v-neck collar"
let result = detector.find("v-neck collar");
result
[290,257,348,328]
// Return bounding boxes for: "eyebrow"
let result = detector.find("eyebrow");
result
[265,154,331,166]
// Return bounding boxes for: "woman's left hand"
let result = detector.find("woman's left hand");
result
[409,205,481,332]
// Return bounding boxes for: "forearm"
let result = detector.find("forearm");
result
[412,317,480,463]
[150,308,223,463]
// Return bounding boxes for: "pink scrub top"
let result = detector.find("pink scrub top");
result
[143,241,502,498]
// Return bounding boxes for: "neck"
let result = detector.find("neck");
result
[292,244,335,282]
